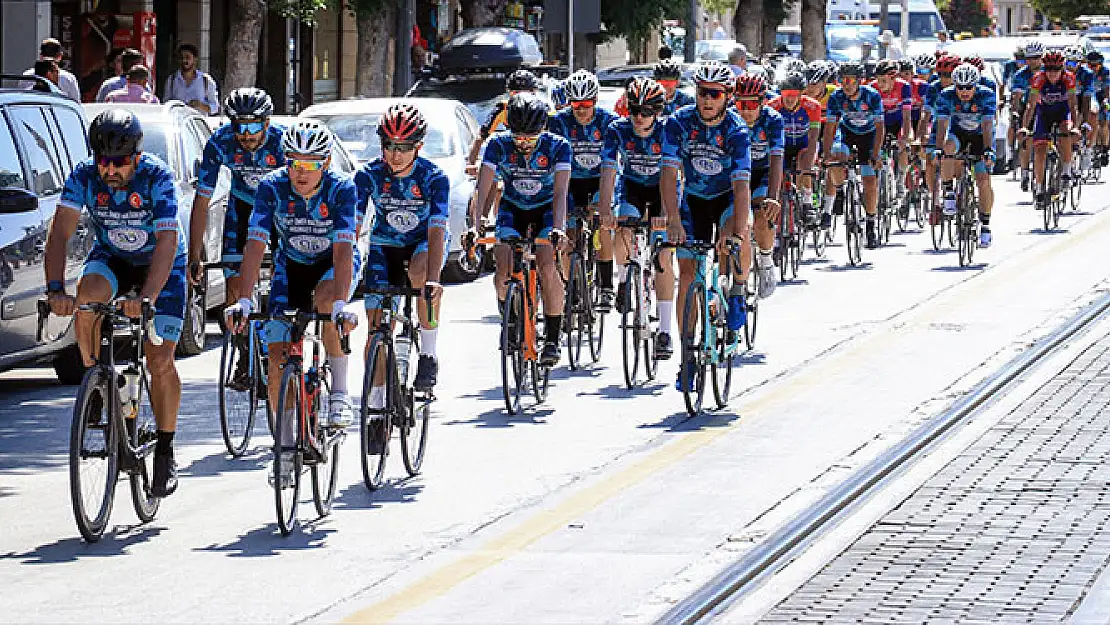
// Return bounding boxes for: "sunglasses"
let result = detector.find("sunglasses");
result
[96,154,132,168]
[629,105,661,118]
[938,72,953,78]
[780,90,801,98]
[287,158,326,172]
[512,134,540,147]
[657,79,679,87]
[383,141,417,153]
[570,99,595,109]
[916,68,932,74]
[697,87,727,99]
[1046,66,1064,71]
[233,120,265,134]
[956,84,976,91]
[735,98,761,110]
[842,76,860,84]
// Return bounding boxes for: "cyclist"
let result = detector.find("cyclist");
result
[354,104,448,395]
[1021,50,1081,209]
[225,120,359,439]
[659,60,752,391]
[45,110,186,497]
[470,93,571,367]
[1002,45,1025,95]
[655,58,695,117]
[734,72,784,297]
[872,59,913,203]
[1011,41,1045,192]
[551,79,570,112]
[1065,45,1096,171]
[936,63,997,248]
[597,77,677,359]
[1003,46,1026,171]
[769,71,823,226]
[1090,51,1110,166]
[467,69,540,166]
[822,60,885,249]
[804,60,837,110]
[920,54,959,219]
[549,69,619,311]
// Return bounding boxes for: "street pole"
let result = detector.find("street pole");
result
[393,0,414,96]
[900,0,909,56]
[878,0,889,58]
[568,0,574,71]
[685,0,697,62]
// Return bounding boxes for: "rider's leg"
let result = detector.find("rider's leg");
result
[1033,140,1048,194]
[535,242,565,350]
[73,272,113,368]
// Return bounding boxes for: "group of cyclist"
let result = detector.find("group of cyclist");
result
[41,37,1101,498]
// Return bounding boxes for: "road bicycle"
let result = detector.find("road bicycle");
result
[943,150,982,267]
[616,218,664,389]
[897,144,928,232]
[929,154,956,252]
[876,138,897,247]
[359,284,435,490]
[563,208,604,370]
[775,170,804,282]
[38,298,162,543]
[1037,128,1067,232]
[825,151,865,266]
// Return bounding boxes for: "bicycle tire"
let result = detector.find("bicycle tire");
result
[895,177,911,232]
[531,360,550,403]
[642,265,658,382]
[621,263,642,389]
[501,282,525,414]
[70,367,118,543]
[564,254,585,370]
[956,188,971,267]
[1044,152,1058,232]
[912,175,926,229]
[845,181,862,265]
[401,393,430,476]
[311,374,339,517]
[744,253,759,350]
[588,271,605,363]
[777,201,791,283]
[273,365,303,536]
[1070,170,1083,211]
[128,367,160,523]
[711,321,734,409]
[359,333,392,490]
[680,282,707,417]
[877,166,890,245]
[218,331,256,457]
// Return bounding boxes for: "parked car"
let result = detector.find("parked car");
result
[0,75,95,383]
[595,63,698,111]
[300,97,486,282]
[438,27,543,73]
[776,26,803,57]
[408,72,557,131]
[83,101,231,357]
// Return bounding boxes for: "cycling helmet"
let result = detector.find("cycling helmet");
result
[626,76,667,108]
[377,102,427,142]
[224,87,273,119]
[899,58,915,73]
[876,59,899,76]
[550,80,569,109]
[692,59,734,86]
[783,58,807,75]
[281,118,333,158]
[1025,40,1045,58]
[915,53,936,70]
[806,61,832,85]
[1014,45,1026,60]
[564,69,599,101]
[937,54,962,73]
[964,54,984,71]
[734,72,767,98]
[839,60,864,79]
[89,109,143,157]
[951,63,981,87]
[779,71,806,93]
[1043,50,1065,69]
[654,58,683,81]
[746,65,770,82]
[505,92,549,134]
[506,69,539,92]
[1064,45,1085,62]
[1089,50,1105,64]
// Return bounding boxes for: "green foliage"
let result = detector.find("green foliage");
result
[765,0,797,29]
[271,0,329,24]
[702,0,736,17]
[601,0,687,51]
[337,0,394,19]
[1029,0,1107,23]
[940,0,991,33]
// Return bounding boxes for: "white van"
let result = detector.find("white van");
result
[867,1,947,42]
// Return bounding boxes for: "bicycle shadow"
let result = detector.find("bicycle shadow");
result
[179,446,271,478]
[444,404,555,428]
[930,263,987,272]
[1,525,166,564]
[194,523,337,557]
[1026,227,1071,235]
[333,480,424,510]
[580,381,668,400]
[819,262,875,272]
[637,407,742,432]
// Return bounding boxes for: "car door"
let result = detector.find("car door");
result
[450,104,479,251]
[0,105,62,353]
[48,105,96,296]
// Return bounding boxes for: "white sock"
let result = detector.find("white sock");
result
[758,251,774,268]
[658,300,674,334]
[420,328,438,358]
[617,264,629,284]
[369,385,386,409]
[328,355,348,395]
[823,195,836,214]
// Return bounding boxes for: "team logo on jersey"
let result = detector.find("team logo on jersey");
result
[971,105,978,113]
[860,103,869,111]
[234,153,244,164]
[128,193,142,209]
[715,135,724,147]
[536,155,549,168]
[759,130,766,141]
[509,153,518,164]
[691,130,700,140]
[96,193,109,206]
[319,202,329,218]
[410,184,422,198]
[382,181,391,194]
[265,154,278,167]
[651,143,661,154]
[626,141,635,151]
[287,201,296,214]
[570,128,578,139]
[593,129,601,140]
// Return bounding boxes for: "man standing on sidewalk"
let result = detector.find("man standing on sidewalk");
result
[163,43,218,114]
[24,38,81,101]
[104,66,160,104]
[96,48,144,102]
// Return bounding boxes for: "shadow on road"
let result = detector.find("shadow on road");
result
[637,407,741,432]
[195,523,336,557]
[1,525,165,564]
[333,480,424,510]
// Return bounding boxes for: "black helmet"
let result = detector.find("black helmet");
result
[654,58,683,81]
[506,69,538,92]
[779,71,806,93]
[89,109,143,157]
[506,93,549,134]
[898,58,914,72]
[839,61,864,78]
[1089,50,1104,63]
[875,59,899,76]
[224,87,273,119]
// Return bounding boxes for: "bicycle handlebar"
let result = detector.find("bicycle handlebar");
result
[37,297,162,346]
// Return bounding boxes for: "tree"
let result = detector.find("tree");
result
[734,0,764,54]
[599,0,685,65]
[1028,0,1106,23]
[702,0,735,21]
[800,0,826,61]
[938,0,990,33]
[224,0,268,93]
[342,0,396,97]
[462,0,508,28]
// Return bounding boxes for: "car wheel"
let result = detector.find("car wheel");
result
[176,285,207,356]
[442,248,484,283]
[53,343,87,385]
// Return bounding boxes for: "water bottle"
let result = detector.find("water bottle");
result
[395,333,412,386]
[119,367,140,420]
[727,283,746,332]
[650,225,667,247]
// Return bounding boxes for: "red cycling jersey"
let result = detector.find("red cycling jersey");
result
[1030,70,1076,110]
[769,94,823,149]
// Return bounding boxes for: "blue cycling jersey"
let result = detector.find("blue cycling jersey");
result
[549,106,618,179]
[248,168,358,265]
[1073,64,1096,97]
[935,85,997,134]
[1002,60,1023,90]
[1093,65,1110,100]
[661,104,752,199]
[58,153,185,263]
[826,85,884,135]
[198,122,286,205]
[354,156,450,248]
[924,78,945,116]
[979,75,998,95]
[482,131,573,209]
[600,118,666,187]
[745,106,786,171]
[1011,65,1034,97]
[663,91,695,117]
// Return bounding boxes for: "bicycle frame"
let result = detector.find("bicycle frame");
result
[681,240,743,366]
[479,235,543,363]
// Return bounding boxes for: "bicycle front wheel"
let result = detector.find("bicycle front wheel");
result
[501,282,526,414]
[401,394,430,477]
[588,268,605,363]
[621,263,642,389]
[1070,171,1083,211]
[846,182,863,265]
[680,283,707,417]
[70,367,119,543]
[711,322,735,409]
[311,384,340,517]
[128,367,160,523]
[360,333,392,490]
[218,331,257,457]
[744,261,760,351]
[273,365,304,536]
[564,255,585,370]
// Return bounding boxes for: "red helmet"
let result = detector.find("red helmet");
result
[964,54,984,71]
[377,103,427,142]
[1043,50,1065,69]
[734,73,767,98]
[937,55,962,73]
[626,76,667,108]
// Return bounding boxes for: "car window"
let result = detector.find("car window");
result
[179,115,205,178]
[0,114,27,190]
[40,109,73,178]
[315,113,453,163]
[141,124,178,179]
[456,107,475,148]
[52,107,89,170]
[8,106,65,196]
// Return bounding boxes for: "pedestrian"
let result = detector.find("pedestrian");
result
[31,59,59,93]
[712,19,729,40]
[96,48,143,102]
[23,38,81,101]
[728,44,748,76]
[104,65,160,104]
[163,43,219,115]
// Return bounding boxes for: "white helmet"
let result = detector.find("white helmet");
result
[1024,40,1045,58]
[564,69,599,101]
[282,119,334,158]
[1065,45,1085,62]
[783,58,807,74]
[951,63,981,87]
[693,60,735,86]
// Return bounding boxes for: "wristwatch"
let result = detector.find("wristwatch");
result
[46,280,64,294]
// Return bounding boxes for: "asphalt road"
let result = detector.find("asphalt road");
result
[2,172,1110,624]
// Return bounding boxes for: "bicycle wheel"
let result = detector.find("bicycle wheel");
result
[845,182,862,266]
[360,333,392,490]
[877,167,890,245]
[218,331,256,457]
[641,266,658,382]
[1070,169,1083,211]
[680,282,707,417]
[500,282,525,414]
[744,255,760,350]
[588,271,605,363]
[777,204,791,283]
[895,180,911,233]
[711,321,734,409]
[620,263,642,389]
[273,365,303,536]
[401,392,430,476]
[128,367,160,523]
[311,377,340,517]
[531,360,550,403]
[911,174,926,228]
[69,367,119,543]
[956,191,971,267]
[564,255,585,370]
[1043,153,1058,231]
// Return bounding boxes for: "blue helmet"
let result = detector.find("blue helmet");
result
[550,80,569,109]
